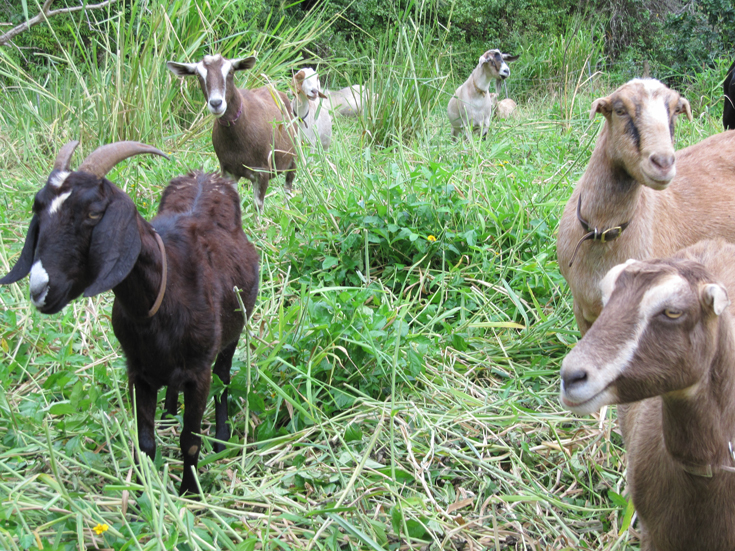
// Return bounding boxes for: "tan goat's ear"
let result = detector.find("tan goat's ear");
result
[232,57,256,71]
[589,97,612,120]
[678,97,693,122]
[294,70,305,81]
[600,259,637,306]
[702,283,730,316]
[318,90,328,99]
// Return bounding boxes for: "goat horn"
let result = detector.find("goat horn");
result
[78,141,170,178]
[53,141,80,171]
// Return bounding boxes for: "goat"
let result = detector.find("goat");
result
[0,141,259,496]
[447,49,519,138]
[560,239,735,551]
[496,98,517,119]
[167,54,297,212]
[291,68,332,150]
[326,84,369,117]
[556,78,735,335]
[724,60,735,130]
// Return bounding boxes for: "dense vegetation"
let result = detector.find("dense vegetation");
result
[0,0,731,549]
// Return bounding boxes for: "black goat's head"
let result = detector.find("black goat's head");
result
[0,141,168,314]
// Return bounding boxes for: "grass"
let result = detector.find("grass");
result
[0,2,730,550]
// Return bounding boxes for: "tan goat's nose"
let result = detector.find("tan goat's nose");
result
[650,153,675,171]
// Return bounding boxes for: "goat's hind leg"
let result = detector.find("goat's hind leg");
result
[179,377,209,496]
[212,341,237,452]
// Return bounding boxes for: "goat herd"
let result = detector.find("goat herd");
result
[1,49,735,549]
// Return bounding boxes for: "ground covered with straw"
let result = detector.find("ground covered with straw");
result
[0,3,729,550]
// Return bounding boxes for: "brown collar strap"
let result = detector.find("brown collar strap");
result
[474,81,487,96]
[147,230,167,317]
[568,194,631,267]
[217,103,242,127]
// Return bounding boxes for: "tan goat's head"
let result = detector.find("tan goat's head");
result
[590,78,692,191]
[560,255,729,415]
[478,49,519,81]
[167,54,257,117]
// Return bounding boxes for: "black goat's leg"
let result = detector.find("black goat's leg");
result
[133,379,159,463]
[162,386,178,419]
[179,378,209,496]
[212,342,237,452]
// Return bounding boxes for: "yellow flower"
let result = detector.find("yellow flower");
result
[427,235,437,242]
[93,523,109,535]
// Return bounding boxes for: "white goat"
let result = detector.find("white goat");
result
[326,84,369,117]
[561,239,735,551]
[447,49,518,138]
[291,68,332,150]
[556,78,735,335]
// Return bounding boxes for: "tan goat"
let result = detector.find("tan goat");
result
[291,68,332,150]
[167,54,297,212]
[556,78,735,334]
[560,239,735,551]
[447,49,518,138]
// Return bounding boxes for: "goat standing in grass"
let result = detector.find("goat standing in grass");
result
[167,54,297,212]
[0,141,259,496]
[556,78,735,335]
[447,49,518,139]
[291,68,332,150]
[724,60,735,130]
[561,239,735,551]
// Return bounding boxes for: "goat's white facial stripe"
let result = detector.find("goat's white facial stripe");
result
[48,191,72,215]
[49,171,69,188]
[602,275,689,377]
[29,260,49,308]
[601,259,639,306]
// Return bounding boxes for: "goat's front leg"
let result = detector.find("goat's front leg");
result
[132,379,158,463]
[212,342,237,452]
[254,173,269,213]
[179,377,210,496]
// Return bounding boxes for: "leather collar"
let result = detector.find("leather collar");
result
[679,442,735,478]
[216,103,242,127]
[568,194,631,267]
[292,98,309,128]
[147,230,167,317]
[473,80,487,96]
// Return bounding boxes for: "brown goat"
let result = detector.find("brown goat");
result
[560,239,735,551]
[0,141,259,496]
[557,78,735,335]
[167,54,297,212]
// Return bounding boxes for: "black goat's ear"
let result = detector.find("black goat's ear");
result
[83,192,141,297]
[0,215,39,285]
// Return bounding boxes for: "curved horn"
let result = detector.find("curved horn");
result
[53,141,80,171]
[77,141,170,179]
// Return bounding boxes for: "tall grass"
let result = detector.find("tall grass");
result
[0,1,729,549]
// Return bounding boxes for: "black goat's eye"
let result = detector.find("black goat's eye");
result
[88,212,101,220]
[663,308,683,319]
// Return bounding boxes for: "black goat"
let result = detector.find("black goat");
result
[724,60,735,130]
[0,141,259,496]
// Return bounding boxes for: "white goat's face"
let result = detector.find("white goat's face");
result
[479,49,518,81]
[167,55,257,117]
[294,68,326,101]
[560,258,728,415]
[590,79,693,190]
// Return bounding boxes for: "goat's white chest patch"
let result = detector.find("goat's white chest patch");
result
[48,191,72,215]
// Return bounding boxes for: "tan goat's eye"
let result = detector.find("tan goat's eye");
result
[89,212,101,220]
[664,308,683,319]
[615,108,626,116]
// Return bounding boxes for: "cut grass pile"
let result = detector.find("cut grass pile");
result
[0,3,728,549]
